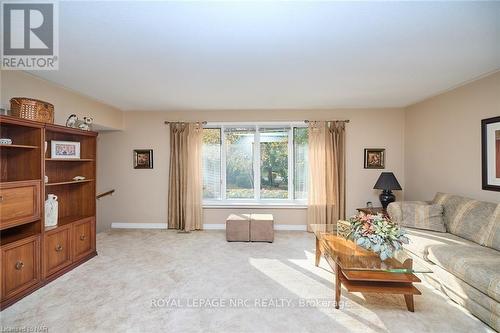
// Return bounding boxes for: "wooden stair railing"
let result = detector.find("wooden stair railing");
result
[96,189,115,199]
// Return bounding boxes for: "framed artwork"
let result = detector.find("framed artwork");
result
[481,116,500,192]
[364,148,385,169]
[51,140,80,159]
[134,149,153,169]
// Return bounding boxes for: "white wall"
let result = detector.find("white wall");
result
[1,71,123,130]
[405,71,500,203]
[97,109,405,232]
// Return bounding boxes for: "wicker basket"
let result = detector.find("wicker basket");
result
[10,97,54,123]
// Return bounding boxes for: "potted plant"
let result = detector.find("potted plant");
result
[343,213,409,261]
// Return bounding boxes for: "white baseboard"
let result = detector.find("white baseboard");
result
[202,224,226,230]
[111,223,306,231]
[274,224,307,231]
[111,223,167,229]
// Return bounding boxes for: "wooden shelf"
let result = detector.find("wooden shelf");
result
[0,144,38,149]
[45,179,94,186]
[1,114,97,310]
[45,158,94,162]
[45,215,93,231]
[0,221,40,246]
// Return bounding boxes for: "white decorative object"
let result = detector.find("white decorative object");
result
[44,175,49,184]
[0,138,12,144]
[66,114,78,128]
[45,194,58,227]
[77,117,93,131]
[73,176,85,181]
[51,140,80,159]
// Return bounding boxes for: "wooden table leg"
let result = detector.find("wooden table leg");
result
[404,294,414,312]
[335,263,341,309]
[315,237,321,267]
[402,258,415,312]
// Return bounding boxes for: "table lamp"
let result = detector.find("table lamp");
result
[373,172,402,209]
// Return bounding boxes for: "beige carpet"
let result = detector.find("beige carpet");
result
[1,230,494,333]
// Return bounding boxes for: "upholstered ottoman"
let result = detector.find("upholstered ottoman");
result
[226,214,250,242]
[250,214,274,242]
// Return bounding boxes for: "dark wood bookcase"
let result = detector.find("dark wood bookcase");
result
[0,115,97,309]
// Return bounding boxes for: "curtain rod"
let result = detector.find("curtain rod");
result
[304,120,350,123]
[164,121,208,125]
[164,120,349,125]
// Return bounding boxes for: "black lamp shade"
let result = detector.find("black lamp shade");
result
[373,172,402,191]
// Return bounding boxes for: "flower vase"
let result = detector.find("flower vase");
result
[45,194,58,227]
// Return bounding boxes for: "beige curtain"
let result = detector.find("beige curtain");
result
[168,122,204,231]
[307,121,346,229]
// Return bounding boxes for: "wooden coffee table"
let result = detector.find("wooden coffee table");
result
[311,224,431,311]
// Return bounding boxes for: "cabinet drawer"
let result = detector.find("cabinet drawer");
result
[0,181,40,230]
[1,235,40,300]
[44,225,72,277]
[73,218,95,261]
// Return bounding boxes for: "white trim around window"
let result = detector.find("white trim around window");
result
[202,122,308,207]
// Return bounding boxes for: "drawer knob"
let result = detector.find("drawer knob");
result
[80,235,86,241]
[15,260,24,270]
[0,195,3,202]
[55,244,63,252]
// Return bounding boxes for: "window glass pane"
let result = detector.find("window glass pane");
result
[225,128,255,199]
[202,128,221,199]
[260,128,288,199]
[294,127,308,200]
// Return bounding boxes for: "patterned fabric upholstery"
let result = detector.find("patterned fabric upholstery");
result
[404,228,474,261]
[388,201,445,232]
[422,262,500,331]
[433,193,499,246]
[478,205,500,251]
[426,244,500,302]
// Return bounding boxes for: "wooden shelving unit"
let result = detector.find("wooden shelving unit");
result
[0,115,98,310]
[45,158,94,162]
[46,179,94,186]
[0,144,39,149]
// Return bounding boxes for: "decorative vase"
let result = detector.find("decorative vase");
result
[45,194,58,227]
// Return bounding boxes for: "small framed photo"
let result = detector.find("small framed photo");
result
[51,140,80,159]
[364,148,385,169]
[134,149,153,169]
[482,116,500,192]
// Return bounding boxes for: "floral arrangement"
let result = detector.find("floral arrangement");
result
[345,213,409,261]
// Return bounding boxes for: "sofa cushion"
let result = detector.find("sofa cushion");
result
[478,205,500,252]
[433,192,499,245]
[426,243,500,302]
[388,201,445,232]
[404,228,476,261]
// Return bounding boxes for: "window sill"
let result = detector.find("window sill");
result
[203,201,307,209]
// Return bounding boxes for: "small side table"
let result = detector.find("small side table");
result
[356,207,387,216]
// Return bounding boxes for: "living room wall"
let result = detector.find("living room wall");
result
[97,109,405,232]
[0,71,123,130]
[405,71,500,203]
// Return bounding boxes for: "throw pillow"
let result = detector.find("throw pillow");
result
[388,201,446,232]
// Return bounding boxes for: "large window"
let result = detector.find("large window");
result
[202,124,308,204]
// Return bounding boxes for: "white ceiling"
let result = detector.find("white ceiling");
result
[29,1,500,111]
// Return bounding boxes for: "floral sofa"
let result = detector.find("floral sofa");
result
[388,193,499,331]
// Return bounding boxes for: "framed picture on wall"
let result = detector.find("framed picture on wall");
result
[481,116,500,192]
[134,149,153,169]
[364,148,385,169]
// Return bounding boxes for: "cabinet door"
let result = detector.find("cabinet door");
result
[0,181,40,230]
[1,236,40,300]
[44,225,72,277]
[73,218,95,261]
